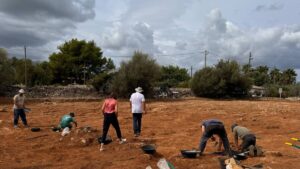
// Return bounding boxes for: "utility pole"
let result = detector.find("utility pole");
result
[83,64,87,85]
[24,46,27,87]
[204,50,209,68]
[248,52,253,66]
[190,66,193,77]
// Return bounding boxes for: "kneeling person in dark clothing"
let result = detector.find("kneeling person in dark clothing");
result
[199,119,232,156]
[231,124,256,152]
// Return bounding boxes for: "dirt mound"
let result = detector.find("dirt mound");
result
[0,99,300,169]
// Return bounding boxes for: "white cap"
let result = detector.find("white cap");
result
[135,87,143,93]
[18,89,25,94]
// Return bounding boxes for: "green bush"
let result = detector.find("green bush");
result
[111,51,161,98]
[90,72,115,94]
[159,65,190,88]
[191,60,252,98]
[265,84,300,97]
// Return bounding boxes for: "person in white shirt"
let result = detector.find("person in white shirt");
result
[130,87,146,137]
[13,89,28,128]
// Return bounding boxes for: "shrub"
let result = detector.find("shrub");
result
[191,60,252,98]
[111,51,161,98]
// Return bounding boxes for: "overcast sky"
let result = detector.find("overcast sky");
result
[1,0,300,79]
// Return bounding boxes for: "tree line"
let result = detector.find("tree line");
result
[0,38,298,98]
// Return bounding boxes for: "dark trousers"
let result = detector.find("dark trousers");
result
[132,113,142,134]
[199,125,231,156]
[101,113,122,143]
[13,109,27,126]
[241,134,256,152]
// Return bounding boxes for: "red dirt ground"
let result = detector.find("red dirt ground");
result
[0,98,300,169]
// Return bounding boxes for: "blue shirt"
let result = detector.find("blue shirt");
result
[202,119,223,127]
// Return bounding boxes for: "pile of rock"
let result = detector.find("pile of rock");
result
[0,85,100,98]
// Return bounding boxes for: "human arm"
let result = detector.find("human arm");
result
[115,101,118,117]
[73,121,78,127]
[233,130,239,148]
[201,125,205,133]
[142,101,146,114]
[217,136,223,151]
[101,100,106,114]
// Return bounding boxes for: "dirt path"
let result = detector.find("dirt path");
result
[0,98,300,169]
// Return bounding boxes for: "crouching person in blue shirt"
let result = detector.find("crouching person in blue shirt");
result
[199,119,232,156]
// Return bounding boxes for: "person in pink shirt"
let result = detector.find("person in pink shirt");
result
[99,93,126,151]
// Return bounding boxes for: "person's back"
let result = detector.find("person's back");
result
[202,119,223,127]
[130,92,145,113]
[60,115,74,128]
[233,126,251,139]
[231,124,256,152]
[103,98,117,113]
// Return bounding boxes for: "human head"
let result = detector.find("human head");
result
[69,112,75,117]
[231,123,238,132]
[18,89,25,95]
[135,87,143,93]
[108,92,117,99]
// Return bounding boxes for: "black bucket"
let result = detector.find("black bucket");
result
[141,144,156,154]
[31,127,41,132]
[181,150,199,158]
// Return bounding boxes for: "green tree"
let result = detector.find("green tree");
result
[49,39,114,84]
[269,68,281,84]
[111,51,161,97]
[159,65,190,88]
[249,66,270,86]
[0,48,15,86]
[281,68,297,85]
[32,61,53,85]
[11,57,35,86]
[191,60,252,98]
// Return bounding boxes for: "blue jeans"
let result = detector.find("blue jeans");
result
[132,113,142,134]
[241,134,256,152]
[14,109,27,126]
[199,124,232,156]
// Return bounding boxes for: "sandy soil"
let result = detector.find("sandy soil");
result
[0,98,300,169]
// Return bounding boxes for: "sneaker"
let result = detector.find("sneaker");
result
[119,138,127,144]
[14,125,19,128]
[99,144,105,152]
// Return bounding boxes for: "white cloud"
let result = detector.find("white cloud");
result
[100,21,160,65]
[0,0,95,60]
[178,9,300,70]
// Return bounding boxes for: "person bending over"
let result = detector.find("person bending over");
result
[231,124,256,152]
[199,119,232,156]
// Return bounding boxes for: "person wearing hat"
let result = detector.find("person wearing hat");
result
[231,124,256,152]
[130,87,146,137]
[199,119,232,156]
[13,89,28,128]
